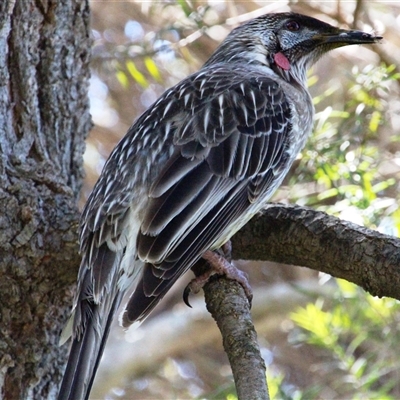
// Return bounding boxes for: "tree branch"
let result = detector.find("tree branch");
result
[191,262,269,400]
[231,203,400,300]
[190,203,399,399]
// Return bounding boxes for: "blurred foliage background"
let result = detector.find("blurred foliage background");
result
[84,1,400,399]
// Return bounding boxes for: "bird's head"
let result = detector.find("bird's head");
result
[206,12,382,86]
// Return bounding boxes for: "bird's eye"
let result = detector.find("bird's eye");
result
[286,20,300,31]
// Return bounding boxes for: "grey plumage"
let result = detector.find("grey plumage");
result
[58,12,381,400]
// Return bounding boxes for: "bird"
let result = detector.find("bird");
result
[58,12,382,400]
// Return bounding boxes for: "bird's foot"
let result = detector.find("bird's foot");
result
[183,247,253,307]
[220,240,232,262]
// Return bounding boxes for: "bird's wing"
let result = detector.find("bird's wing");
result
[59,68,293,399]
[122,68,294,325]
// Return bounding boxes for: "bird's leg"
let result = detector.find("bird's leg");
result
[220,240,232,262]
[183,242,253,307]
[202,251,253,304]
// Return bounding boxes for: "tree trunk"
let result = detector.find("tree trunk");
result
[0,1,91,398]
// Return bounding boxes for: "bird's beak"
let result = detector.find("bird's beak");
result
[317,29,383,46]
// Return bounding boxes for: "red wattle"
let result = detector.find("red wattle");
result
[274,52,290,70]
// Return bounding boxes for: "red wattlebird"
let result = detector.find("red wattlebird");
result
[58,12,381,400]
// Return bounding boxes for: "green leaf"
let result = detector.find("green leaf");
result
[126,60,148,88]
[369,110,381,133]
[336,279,357,297]
[177,0,192,16]
[116,70,129,88]
[144,57,162,82]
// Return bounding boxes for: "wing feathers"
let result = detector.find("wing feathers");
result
[128,73,293,326]
[141,162,213,236]
[78,72,293,330]
[93,243,117,300]
[62,57,309,400]
[138,170,224,263]
[207,131,240,177]
[123,183,250,325]
[149,154,203,198]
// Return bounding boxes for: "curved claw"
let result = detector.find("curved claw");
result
[183,285,192,308]
[183,248,253,309]
[202,250,253,307]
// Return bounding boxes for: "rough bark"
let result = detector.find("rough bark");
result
[0,1,91,399]
[198,203,400,400]
[232,204,400,301]
[190,260,269,400]
[203,275,269,400]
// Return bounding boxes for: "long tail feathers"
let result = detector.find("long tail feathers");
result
[58,290,123,400]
